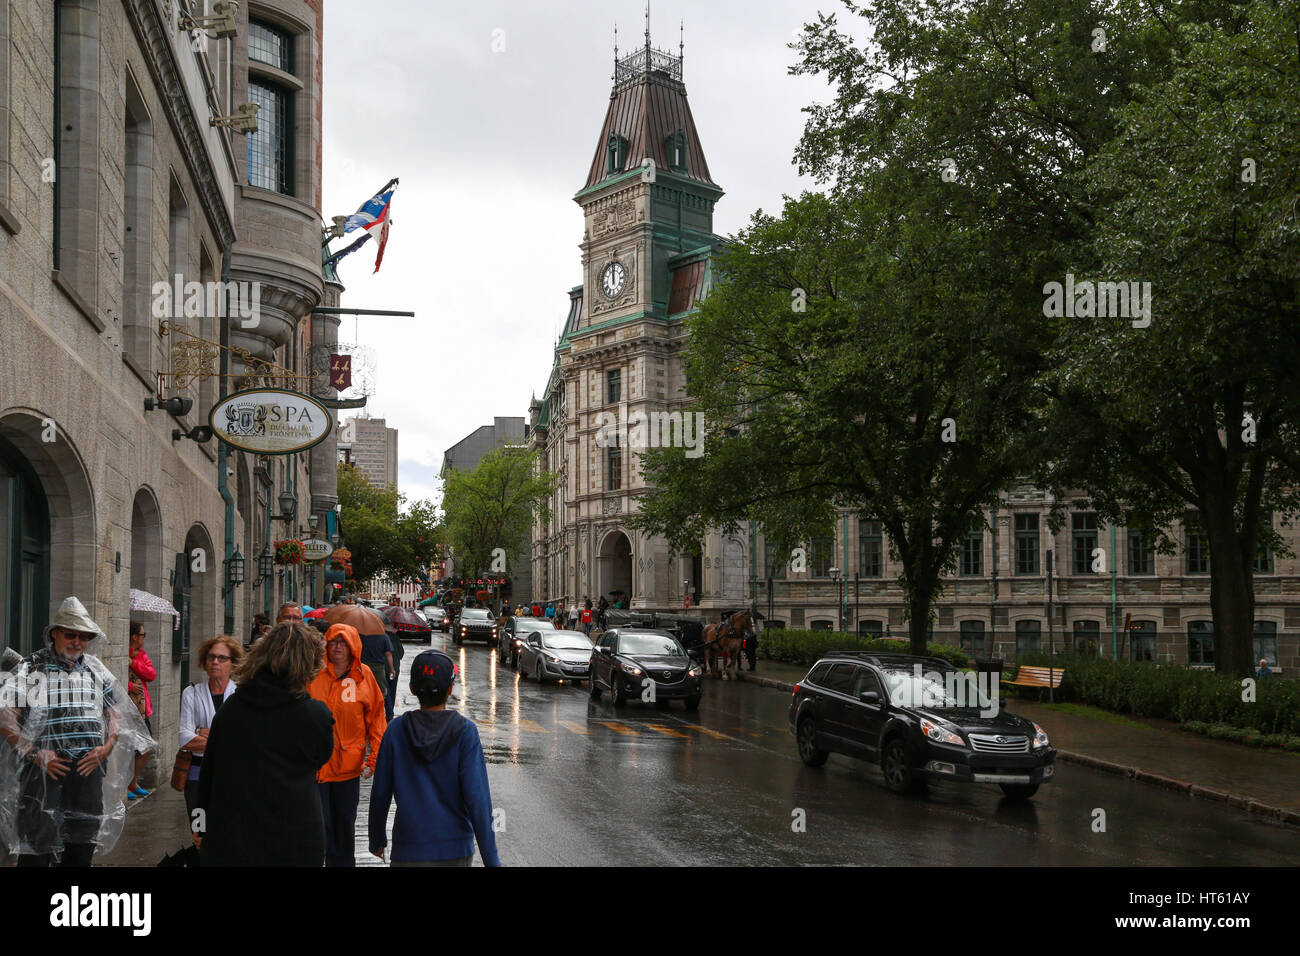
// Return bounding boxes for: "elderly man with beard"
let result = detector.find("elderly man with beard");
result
[0,597,150,867]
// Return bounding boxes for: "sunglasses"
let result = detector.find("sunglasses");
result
[206,654,232,663]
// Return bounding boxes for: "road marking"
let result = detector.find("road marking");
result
[644,723,689,739]
[559,721,590,735]
[517,719,548,733]
[597,721,637,735]
[678,722,729,741]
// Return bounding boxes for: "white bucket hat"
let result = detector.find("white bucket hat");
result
[42,596,106,643]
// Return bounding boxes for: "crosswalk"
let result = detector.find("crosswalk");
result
[468,713,748,744]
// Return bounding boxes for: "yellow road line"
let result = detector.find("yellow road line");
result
[678,723,729,740]
[559,721,590,735]
[517,719,548,733]
[644,723,690,739]
[597,721,637,735]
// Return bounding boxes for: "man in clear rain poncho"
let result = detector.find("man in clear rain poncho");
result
[0,596,156,866]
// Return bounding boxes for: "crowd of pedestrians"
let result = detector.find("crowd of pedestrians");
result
[0,594,502,867]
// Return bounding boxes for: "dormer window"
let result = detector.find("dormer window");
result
[606,134,628,174]
[666,131,687,171]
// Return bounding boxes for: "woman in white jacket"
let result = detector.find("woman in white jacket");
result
[179,636,241,825]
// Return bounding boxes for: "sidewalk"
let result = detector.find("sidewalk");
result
[741,659,1300,826]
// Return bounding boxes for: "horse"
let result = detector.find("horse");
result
[703,610,754,681]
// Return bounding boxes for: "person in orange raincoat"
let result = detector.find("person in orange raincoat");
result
[308,623,387,867]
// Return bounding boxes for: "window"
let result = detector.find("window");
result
[606,134,628,174]
[960,620,986,657]
[1185,513,1209,574]
[823,663,856,693]
[1128,620,1157,662]
[806,662,833,685]
[1255,535,1274,575]
[857,619,883,638]
[606,446,621,491]
[809,620,835,633]
[858,521,882,578]
[961,524,983,576]
[665,131,686,170]
[1072,512,1098,574]
[763,537,786,580]
[247,81,291,193]
[854,668,884,698]
[1014,514,1039,575]
[1072,620,1100,657]
[1253,621,1278,668]
[810,536,835,577]
[54,0,101,294]
[248,20,293,70]
[1128,529,1154,575]
[122,71,154,370]
[1187,621,1214,665]
[606,369,621,404]
[1015,620,1041,655]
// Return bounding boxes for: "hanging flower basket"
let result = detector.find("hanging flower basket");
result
[274,539,305,565]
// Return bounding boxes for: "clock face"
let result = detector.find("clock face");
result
[601,261,627,299]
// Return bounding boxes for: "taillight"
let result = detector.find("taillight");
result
[792,683,801,698]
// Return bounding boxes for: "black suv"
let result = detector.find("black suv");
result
[453,607,498,646]
[589,628,704,709]
[788,653,1055,800]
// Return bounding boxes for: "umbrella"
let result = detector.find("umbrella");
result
[383,606,427,630]
[418,596,438,608]
[305,608,328,620]
[129,588,181,624]
[320,603,386,635]
[302,605,314,614]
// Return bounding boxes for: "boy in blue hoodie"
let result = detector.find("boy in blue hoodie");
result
[368,650,502,866]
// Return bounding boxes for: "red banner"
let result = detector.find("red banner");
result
[329,354,352,391]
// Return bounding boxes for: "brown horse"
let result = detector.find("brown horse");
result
[703,610,754,681]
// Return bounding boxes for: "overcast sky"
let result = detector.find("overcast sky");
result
[321,0,843,508]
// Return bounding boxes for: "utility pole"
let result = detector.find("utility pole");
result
[1045,548,1055,703]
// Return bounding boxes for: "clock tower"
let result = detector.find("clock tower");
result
[530,28,736,614]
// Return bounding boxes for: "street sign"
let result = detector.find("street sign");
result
[209,388,333,455]
[301,538,333,562]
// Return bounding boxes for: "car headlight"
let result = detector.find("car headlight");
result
[620,662,642,676]
[1032,723,1050,750]
[920,718,965,747]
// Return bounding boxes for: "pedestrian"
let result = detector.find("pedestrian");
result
[368,650,502,867]
[0,646,19,867]
[197,622,334,867]
[531,601,542,618]
[597,595,609,630]
[247,612,268,648]
[580,603,593,637]
[544,603,556,621]
[0,596,153,867]
[308,624,387,867]
[277,602,303,624]
[178,635,242,829]
[359,627,395,704]
[568,601,578,630]
[743,627,758,673]
[1256,658,1273,679]
[126,622,157,799]
[385,623,405,723]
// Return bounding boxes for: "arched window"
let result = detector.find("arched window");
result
[665,131,687,170]
[247,19,296,194]
[606,134,628,174]
[0,434,51,655]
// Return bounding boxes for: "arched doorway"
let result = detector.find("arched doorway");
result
[130,486,165,668]
[182,523,217,678]
[0,432,50,654]
[722,537,746,600]
[598,530,633,606]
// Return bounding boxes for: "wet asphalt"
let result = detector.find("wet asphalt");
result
[356,633,1300,867]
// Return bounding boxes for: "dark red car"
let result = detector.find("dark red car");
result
[380,605,433,643]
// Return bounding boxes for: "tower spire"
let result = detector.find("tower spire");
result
[644,1,651,54]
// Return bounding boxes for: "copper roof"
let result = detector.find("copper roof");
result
[583,62,716,191]
[668,259,708,315]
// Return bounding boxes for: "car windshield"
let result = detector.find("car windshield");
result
[544,634,594,651]
[881,667,996,711]
[519,619,555,629]
[619,634,685,657]
[463,610,491,620]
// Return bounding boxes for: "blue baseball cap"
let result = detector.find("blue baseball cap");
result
[410,650,457,694]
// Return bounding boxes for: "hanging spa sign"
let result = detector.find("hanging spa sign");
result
[210,388,333,455]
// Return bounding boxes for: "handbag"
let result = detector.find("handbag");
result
[170,748,193,792]
[128,681,147,719]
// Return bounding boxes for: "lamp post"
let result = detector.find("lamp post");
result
[222,548,245,597]
[254,547,274,588]
[829,566,842,632]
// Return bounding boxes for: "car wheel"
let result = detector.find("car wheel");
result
[589,675,602,700]
[797,716,829,767]
[1000,783,1039,801]
[881,737,917,793]
[684,694,701,711]
[535,661,545,684]
[610,674,625,705]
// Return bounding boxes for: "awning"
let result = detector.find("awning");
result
[129,588,181,624]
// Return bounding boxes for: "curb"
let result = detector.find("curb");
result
[738,671,1300,827]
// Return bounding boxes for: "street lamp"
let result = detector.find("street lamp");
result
[273,490,296,524]
[254,547,274,587]
[829,566,842,632]
[222,547,245,596]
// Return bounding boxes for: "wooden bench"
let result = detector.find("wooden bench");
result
[1001,665,1065,691]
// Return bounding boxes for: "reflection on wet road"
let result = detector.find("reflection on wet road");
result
[361,634,1300,866]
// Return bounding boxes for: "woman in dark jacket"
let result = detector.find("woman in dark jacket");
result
[197,622,334,866]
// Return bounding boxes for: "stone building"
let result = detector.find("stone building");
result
[528,36,1296,673]
[0,0,341,776]
[338,414,397,489]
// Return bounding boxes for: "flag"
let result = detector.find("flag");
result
[372,210,392,273]
[342,179,398,272]
[329,354,352,391]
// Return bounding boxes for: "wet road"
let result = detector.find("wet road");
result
[361,634,1300,866]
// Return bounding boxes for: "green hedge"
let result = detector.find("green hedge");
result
[758,628,970,669]
[1049,658,1300,736]
[1180,721,1300,753]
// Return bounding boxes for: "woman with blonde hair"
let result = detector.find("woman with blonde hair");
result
[178,635,243,822]
[196,622,334,866]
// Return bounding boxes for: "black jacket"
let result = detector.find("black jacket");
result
[197,670,334,866]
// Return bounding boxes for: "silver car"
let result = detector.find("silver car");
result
[518,629,594,684]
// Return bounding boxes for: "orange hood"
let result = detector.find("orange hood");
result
[322,622,362,675]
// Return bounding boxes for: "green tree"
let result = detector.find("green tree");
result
[441,448,555,584]
[337,463,445,588]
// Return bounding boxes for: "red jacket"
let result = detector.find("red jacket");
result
[130,648,156,717]
[308,623,387,782]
